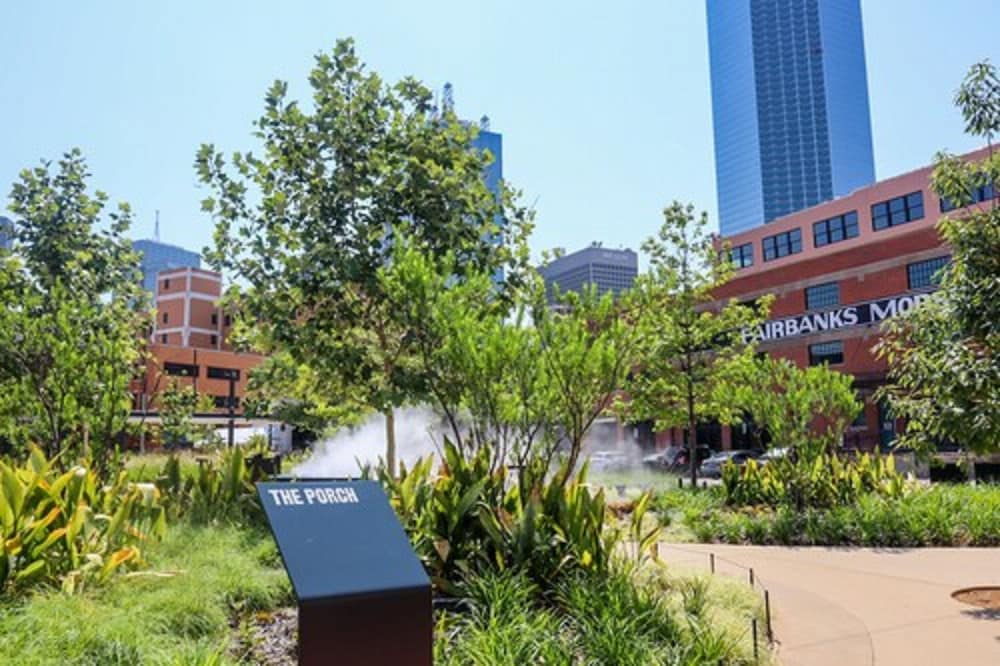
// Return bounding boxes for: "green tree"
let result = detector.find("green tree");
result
[197,39,532,474]
[732,357,860,462]
[876,61,1000,456]
[158,380,213,448]
[0,150,147,466]
[624,202,770,485]
[381,237,639,489]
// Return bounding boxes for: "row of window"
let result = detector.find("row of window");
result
[798,256,949,313]
[940,182,996,212]
[162,363,241,380]
[159,333,220,346]
[160,312,231,326]
[735,191,931,269]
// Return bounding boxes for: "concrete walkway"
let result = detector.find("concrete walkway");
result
[659,543,1000,666]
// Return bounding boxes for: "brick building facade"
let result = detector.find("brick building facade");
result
[668,147,992,452]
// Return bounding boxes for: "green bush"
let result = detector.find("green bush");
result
[379,439,647,594]
[155,448,264,526]
[671,484,1000,547]
[0,446,166,594]
[721,453,905,510]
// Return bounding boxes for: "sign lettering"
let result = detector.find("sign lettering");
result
[748,292,933,342]
[267,486,360,507]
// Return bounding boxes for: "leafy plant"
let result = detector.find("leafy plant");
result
[721,453,904,510]
[155,448,264,525]
[0,446,166,594]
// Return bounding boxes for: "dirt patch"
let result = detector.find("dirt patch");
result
[233,607,297,665]
[952,587,1000,610]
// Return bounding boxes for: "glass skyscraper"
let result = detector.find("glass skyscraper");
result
[134,239,201,293]
[0,216,13,251]
[707,0,875,236]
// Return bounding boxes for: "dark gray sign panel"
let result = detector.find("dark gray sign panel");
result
[257,480,432,666]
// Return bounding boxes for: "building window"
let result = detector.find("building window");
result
[805,282,840,310]
[163,362,198,377]
[729,242,753,269]
[163,279,170,290]
[907,255,951,290]
[214,396,240,409]
[940,182,996,212]
[852,394,868,428]
[223,314,232,327]
[207,366,240,381]
[160,334,168,344]
[813,211,859,247]
[809,341,844,366]
[211,313,218,326]
[762,228,803,262]
[162,312,169,324]
[210,334,218,346]
[872,191,924,231]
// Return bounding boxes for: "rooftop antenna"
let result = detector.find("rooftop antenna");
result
[154,210,160,242]
[442,82,455,115]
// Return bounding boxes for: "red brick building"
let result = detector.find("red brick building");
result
[133,267,263,418]
[697,146,992,452]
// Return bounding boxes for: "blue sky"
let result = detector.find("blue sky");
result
[2,1,998,261]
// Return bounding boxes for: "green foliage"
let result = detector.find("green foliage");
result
[158,380,215,448]
[720,453,905,510]
[198,38,534,472]
[0,523,291,665]
[437,567,765,666]
[732,357,861,461]
[0,150,147,466]
[659,482,1000,547]
[378,439,631,595]
[876,60,1000,455]
[155,448,264,526]
[624,202,771,484]
[0,446,166,595]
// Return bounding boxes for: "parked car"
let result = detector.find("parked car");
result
[588,450,630,472]
[698,450,759,478]
[642,445,713,472]
[756,447,789,467]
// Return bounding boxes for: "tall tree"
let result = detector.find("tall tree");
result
[625,202,770,485]
[876,61,1000,456]
[0,150,147,466]
[197,39,532,474]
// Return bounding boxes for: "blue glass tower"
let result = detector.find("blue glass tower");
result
[0,216,13,251]
[707,0,875,236]
[134,239,201,293]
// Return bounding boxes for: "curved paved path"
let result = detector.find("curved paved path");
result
[659,543,1000,666]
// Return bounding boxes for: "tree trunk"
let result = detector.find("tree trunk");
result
[688,398,698,487]
[385,408,397,478]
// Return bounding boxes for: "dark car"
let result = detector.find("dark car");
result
[642,445,713,472]
[698,450,759,478]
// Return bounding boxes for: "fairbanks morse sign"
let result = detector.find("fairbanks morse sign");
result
[753,292,932,342]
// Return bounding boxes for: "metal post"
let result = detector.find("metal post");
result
[752,618,759,662]
[765,590,773,642]
[710,552,715,574]
[227,375,236,448]
[749,567,755,586]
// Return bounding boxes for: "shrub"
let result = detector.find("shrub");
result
[378,439,647,594]
[155,448,264,526]
[721,453,905,510]
[0,446,166,594]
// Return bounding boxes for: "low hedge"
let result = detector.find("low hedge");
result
[660,484,1000,547]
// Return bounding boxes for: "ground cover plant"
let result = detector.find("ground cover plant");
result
[655,482,1000,547]
[0,522,290,665]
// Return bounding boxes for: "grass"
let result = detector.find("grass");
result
[436,565,773,666]
[589,468,683,497]
[655,482,1000,547]
[0,523,291,665]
